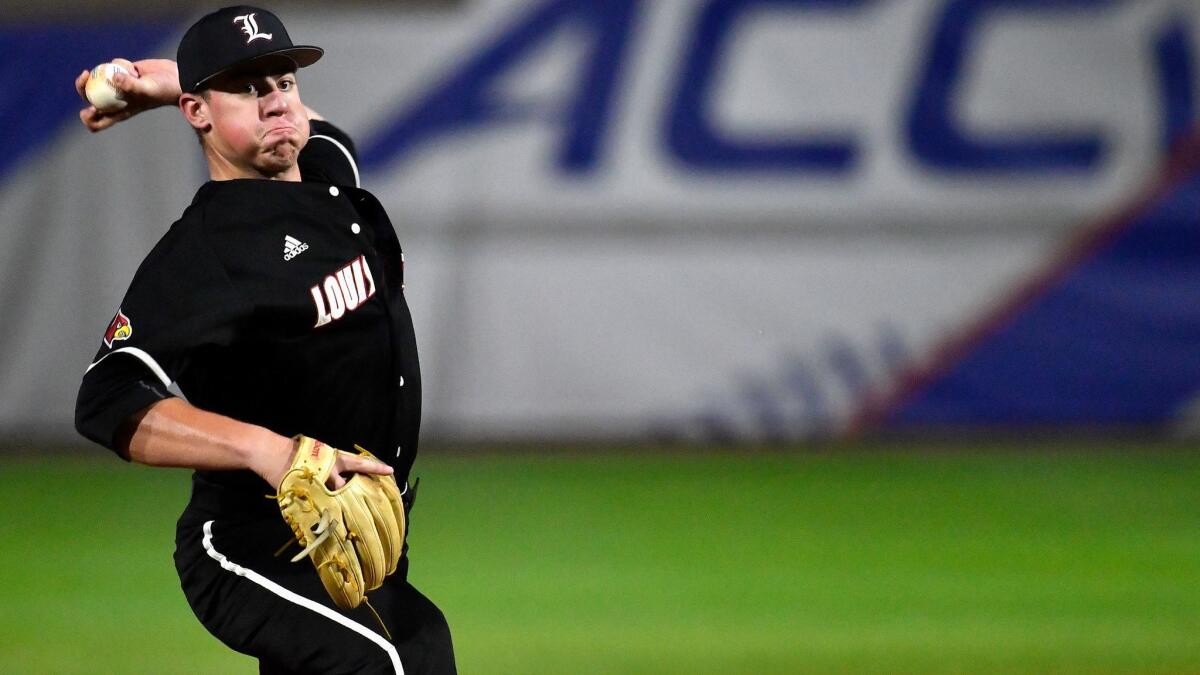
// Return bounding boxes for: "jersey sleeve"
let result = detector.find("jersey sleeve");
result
[74,219,251,455]
[299,119,361,187]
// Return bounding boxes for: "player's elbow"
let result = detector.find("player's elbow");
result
[78,401,147,463]
[75,353,177,459]
[75,371,167,460]
[74,386,125,460]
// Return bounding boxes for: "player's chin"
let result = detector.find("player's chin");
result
[259,139,302,173]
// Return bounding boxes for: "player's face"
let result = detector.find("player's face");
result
[202,60,309,179]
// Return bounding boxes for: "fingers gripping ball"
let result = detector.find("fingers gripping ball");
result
[275,436,406,610]
[85,63,129,112]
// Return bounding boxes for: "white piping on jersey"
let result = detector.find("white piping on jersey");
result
[201,520,404,674]
[86,347,172,388]
[309,134,361,188]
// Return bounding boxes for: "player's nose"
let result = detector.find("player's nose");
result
[261,87,291,117]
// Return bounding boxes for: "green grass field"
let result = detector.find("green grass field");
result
[2,442,1199,673]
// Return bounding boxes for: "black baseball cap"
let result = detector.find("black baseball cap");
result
[177,6,323,93]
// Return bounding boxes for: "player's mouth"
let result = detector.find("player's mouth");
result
[263,125,298,138]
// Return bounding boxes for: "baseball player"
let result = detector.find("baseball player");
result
[73,6,455,673]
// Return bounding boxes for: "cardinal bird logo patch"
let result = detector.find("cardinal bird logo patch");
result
[103,308,132,348]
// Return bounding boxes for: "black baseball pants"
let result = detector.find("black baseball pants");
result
[175,512,456,674]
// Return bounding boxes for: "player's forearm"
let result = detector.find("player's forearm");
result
[122,398,294,488]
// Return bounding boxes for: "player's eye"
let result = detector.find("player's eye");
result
[244,82,258,95]
[279,79,294,91]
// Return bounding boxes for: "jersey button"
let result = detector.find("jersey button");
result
[328,186,340,197]
[398,375,405,387]
[351,222,361,234]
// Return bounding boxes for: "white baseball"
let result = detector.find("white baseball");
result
[85,63,129,112]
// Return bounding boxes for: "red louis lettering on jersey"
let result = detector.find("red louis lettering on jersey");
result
[310,255,377,328]
[103,308,133,348]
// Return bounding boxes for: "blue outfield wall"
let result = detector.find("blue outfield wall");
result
[0,20,181,182]
[4,4,1200,440]
[877,141,1200,429]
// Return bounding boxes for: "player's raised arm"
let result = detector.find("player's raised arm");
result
[77,57,329,134]
[75,58,182,132]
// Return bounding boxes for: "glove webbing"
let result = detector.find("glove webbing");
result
[267,480,394,641]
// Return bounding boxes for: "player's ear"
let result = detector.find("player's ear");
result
[179,92,211,133]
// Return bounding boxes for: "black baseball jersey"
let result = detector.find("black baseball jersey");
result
[75,120,421,521]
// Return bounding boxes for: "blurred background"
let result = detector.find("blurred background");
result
[2,0,1199,672]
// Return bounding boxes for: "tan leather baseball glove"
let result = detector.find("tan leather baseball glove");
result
[275,435,405,610]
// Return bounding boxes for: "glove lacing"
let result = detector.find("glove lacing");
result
[267,474,393,640]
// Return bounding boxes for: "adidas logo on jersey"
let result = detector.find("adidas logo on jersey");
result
[283,235,309,261]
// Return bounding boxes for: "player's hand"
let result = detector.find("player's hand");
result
[329,450,394,490]
[76,58,182,133]
[252,435,394,490]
